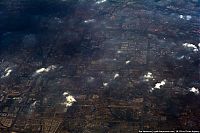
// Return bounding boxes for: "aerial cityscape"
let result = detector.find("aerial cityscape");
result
[0,0,199,132]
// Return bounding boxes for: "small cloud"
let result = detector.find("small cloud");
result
[179,15,184,19]
[63,92,69,96]
[1,67,12,78]
[151,79,166,92]
[64,95,76,107]
[126,60,131,64]
[103,82,108,87]
[31,101,37,107]
[182,43,198,52]
[84,19,95,23]
[143,72,154,81]
[186,15,192,20]
[114,73,119,79]
[96,0,107,4]
[35,68,47,74]
[179,15,192,20]
[177,55,185,60]
[33,65,57,76]
[62,92,76,109]
[154,80,166,89]
[189,87,199,95]
[193,48,198,52]
[117,50,122,54]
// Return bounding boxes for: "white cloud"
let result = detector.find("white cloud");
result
[151,79,166,92]
[62,92,76,107]
[179,15,184,19]
[31,101,37,107]
[96,0,107,4]
[117,50,122,54]
[103,82,108,87]
[179,15,192,20]
[35,68,47,73]
[186,15,192,20]
[126,60,131,64]
[143,72,154,81]
[193,48,198,52]
[182,43,198,52]
[144,72,153,79]
[84,19,95,23]
[189,87,199,95]
[64,95,76,107]
[183,43,197,49]
[154,80,166,89]
[177,55,185,60]
[1,67,12,78]
[63,92,69,96]
[33,65,57,76]
[114,73,119,79]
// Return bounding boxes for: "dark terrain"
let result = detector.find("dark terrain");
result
[0,0,199,132]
